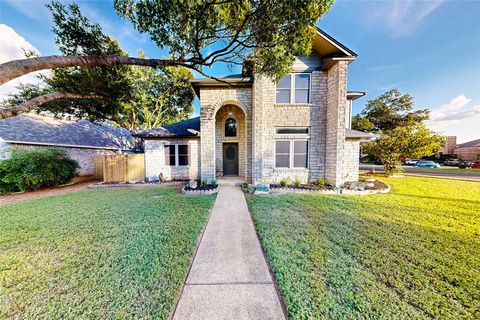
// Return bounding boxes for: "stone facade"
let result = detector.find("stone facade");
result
[144,61,361,186]
[144,138,200,181]
[0,143,121,175]
[199,88,253,181]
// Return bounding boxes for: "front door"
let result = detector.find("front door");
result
[223,143,239,176]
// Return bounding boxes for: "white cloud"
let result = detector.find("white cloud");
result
[363,0,445,37]
[0,24,46,100]
[426,94,480,143]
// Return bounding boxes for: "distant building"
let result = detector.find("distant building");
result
[436,136,480,162]
[454,139,480,162]
[0,114,133,175]
[437,136,457,155]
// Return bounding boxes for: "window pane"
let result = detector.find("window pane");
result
[225,118,237,137]
[275,141,290,154]
[178,145,188,155]
[165,145,175,166]
[276,127,309,135]
[294,89,309,103]
[276,155,290,168]
[178,155,189,166]
[293,154,307,168]
[276,89,290,103]
[294,140,308,153]
[277,75,291,89]
[295,74,310,89]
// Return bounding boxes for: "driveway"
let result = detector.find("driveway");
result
[360,164,480,179]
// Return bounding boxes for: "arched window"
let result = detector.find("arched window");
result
[225,118,237,137]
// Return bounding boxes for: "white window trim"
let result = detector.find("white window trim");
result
[165,144,189,167]
[275,73,312,104]
[274,139,310,169]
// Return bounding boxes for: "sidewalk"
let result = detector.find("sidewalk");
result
[173,184,286,320]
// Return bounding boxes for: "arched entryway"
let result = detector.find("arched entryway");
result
[215,104,247,178]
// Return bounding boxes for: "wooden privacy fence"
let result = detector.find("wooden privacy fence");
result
[93,154,145,182]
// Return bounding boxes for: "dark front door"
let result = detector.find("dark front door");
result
[223,143,239,176]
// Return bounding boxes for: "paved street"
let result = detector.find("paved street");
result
[360,164,480,179]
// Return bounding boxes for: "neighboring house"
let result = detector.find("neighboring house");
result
[435,136,480,162]
[454,139,480,162]
[0,114,132,175]
[137,28,373,187]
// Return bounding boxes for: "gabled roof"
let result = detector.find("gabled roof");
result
[0,114,132,150]
[313,27,357,58]
[345,129,375,140]
[457,139,480,148]
[136,117,201,138]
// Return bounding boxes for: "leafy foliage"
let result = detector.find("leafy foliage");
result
[0,187,215,318]
[114,0,333,80]
[247,176,480,319]
[363,123,444,175]
[353,89,443,175]
[119,51,194,130]
[352,89,430,132]
[0,148,78,193]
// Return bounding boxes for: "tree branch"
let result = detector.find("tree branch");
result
[0,92,104,119]
[0,55,184,86]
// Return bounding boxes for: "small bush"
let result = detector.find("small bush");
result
[0,148,78,194]
[201,179,209,187]
[316,177,326,188]
[293,178,301,188]
[241,182,249,189]
[211,179,218,188]
[280,177,292,187]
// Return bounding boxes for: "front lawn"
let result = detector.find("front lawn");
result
[0,187,215,319]
[247,176,479,319]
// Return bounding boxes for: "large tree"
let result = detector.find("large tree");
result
[352,89,430,132]
[354,89,444,175]
[0,0,333,118]
[1,2,194,127]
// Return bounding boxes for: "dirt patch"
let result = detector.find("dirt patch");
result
[0,182,94,207]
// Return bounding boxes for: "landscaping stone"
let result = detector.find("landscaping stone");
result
[357,182,366,190]
[188,180,198,189]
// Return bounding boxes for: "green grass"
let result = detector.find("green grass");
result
[0,187,215,319]
[247,176,480,319]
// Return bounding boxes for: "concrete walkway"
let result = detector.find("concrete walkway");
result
[173,183,286,320]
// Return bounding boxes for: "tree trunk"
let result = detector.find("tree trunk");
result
[0,55,182,86]
[0,92,103,119]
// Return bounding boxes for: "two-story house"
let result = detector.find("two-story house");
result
[137,28,372,187]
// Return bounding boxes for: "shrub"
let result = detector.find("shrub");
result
[316,177,326,188]
[293,178,301,188]
[0,148,78,194]
[280,177,292,187]
[211,179,218,188]
[201,179,209,187]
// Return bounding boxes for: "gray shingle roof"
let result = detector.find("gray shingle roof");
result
[457,139,480,148]
[0,114,132,150]
[345,129,375,140]
[136,117,200,138]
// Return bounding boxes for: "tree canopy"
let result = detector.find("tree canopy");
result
[355,89,444,175]
[352,89,430,132]
[1,2,194,128]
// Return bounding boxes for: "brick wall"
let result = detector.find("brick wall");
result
[144,138,200,181]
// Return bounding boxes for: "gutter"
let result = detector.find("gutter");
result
[4,140,129,151]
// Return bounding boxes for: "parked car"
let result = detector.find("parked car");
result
[443,158,461,166]
[458,160,473,169]
[405,159,421,166]
[415,160,441,168]
[472,162,480,169]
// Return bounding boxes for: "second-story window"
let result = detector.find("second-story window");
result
[275,73,311,104]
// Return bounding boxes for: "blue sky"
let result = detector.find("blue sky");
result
[0,0,479,142]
